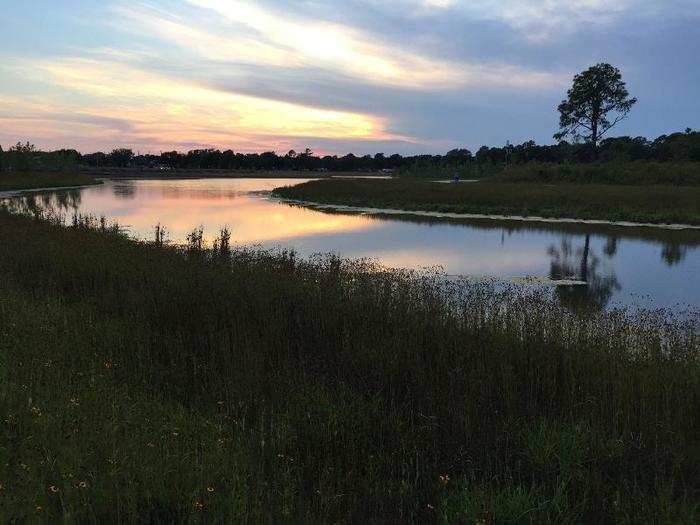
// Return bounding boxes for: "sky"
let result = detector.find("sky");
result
[1,0,699,155]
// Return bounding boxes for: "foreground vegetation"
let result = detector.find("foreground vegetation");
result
[0,204,698,522]
[273,178,700,225]
[0,172,101,192]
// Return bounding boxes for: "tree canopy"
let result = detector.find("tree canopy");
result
[555,63,637,147]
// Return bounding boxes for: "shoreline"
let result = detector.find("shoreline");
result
[0,180,104,197]
[271,196,700,231]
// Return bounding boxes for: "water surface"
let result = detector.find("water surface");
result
[6,178,700,312]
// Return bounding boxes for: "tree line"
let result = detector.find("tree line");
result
[1,130,698,174]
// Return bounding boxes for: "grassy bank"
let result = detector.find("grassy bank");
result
[0,172,102,192]
[272,178,700,225]
[0,206,698,522]
[491,161,700,186]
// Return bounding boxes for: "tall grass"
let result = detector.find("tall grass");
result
[273,178,700,225]
[0,205,698,522]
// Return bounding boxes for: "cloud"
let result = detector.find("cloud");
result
[25,57,402,151]
[2,0,697,154]
[379,0,695,41]
[115,0,562,91]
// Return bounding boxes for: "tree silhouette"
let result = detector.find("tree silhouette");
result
[555,63,637,149]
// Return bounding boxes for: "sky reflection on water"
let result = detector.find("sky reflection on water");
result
[6,178,700,312]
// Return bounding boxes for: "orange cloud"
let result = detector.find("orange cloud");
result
[13,58,398,151]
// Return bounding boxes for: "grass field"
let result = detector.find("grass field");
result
[491,161,700,186]
[272,178,700,225]
[0,172,102,192]
[0,205,698,522]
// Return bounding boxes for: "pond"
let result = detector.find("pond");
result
[5,177,700,312]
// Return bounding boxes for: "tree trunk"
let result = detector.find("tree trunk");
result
[591,120,598,148]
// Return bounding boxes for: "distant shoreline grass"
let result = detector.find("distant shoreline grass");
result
[0,205,698,522]
[272,178,700,226]
[394,161,700,185]
[490,161,700,186]
[0,172,102,192]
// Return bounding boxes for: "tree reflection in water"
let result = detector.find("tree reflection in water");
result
[549,234,621,311]
[661,243,688,266]
[2,189,83,217]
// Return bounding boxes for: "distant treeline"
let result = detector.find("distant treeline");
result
[1,129,698,174]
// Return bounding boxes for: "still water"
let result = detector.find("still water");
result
[6,178,700,311]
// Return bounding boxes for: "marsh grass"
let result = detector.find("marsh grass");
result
[272,178,700,225]
[0,172,101,192]
[0,204,698,522]
[491,161,700,186]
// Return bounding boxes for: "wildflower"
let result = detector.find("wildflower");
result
[35,506,43,513]
[217,438,225,446]
[49,485,60,494]
[104,360,113,370]
[207,486,215,493]
[78,481,88,489]
[439,474,450,486]
[427,504,435,510]
[31,406,42,417]
[69,397,79,406]
[194,500,204,511]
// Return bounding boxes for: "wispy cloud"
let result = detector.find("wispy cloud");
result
[116,0,562,90]
[28,57,399,151]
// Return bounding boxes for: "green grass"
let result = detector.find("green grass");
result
[272,178,700,225]
[0,206,698,522]
[491,161,700,186]
[0,172,101,191]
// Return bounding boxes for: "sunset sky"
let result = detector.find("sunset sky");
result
[1,0,698,155]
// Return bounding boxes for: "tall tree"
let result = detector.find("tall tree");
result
[555,63,637,149]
